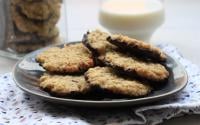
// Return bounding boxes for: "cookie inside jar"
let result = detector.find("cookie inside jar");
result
[5,0,63,53]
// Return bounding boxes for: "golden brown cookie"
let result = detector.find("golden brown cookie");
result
[82,30,116,55]
[36,43,94,73]
[17,1,52,20]
[11,5,60,33]
[7,27,59,44]
[99,50,169,82]
[39,73,90,96]
[85,67,152,97]
[38,33,60,44]
[107,35,167,62]
[17,0,60,20]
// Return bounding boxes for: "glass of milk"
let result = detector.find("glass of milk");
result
[99,0,165,41]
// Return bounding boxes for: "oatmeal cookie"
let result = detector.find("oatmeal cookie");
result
[8,30,59,44]
[8,39,59,53]
[107,35,167,62]
[36,43,94,73]
[39,73,90,96]
[11,5,60,33]
[17,0,58,20]
[85,67,151,97]
[82,30,116,55]
[37,27,59,39]
[7,31,38,43]
[99,51,169,82]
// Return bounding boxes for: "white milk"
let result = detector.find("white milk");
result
[99,0,164,41]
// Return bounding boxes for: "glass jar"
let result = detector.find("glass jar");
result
[0,0,68,59]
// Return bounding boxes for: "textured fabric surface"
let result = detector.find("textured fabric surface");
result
[0,44,200,125]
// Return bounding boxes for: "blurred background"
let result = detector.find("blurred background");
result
[1,0,200,71]
[66,0,200,66]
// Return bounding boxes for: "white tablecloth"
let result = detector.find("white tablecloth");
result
[0,44,200,125]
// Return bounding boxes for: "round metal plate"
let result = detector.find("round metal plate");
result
[13,42,188,107]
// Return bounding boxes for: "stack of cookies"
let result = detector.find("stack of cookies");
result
[7,0,61,53]
[36,30,169,98]
[36,43,95,96]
